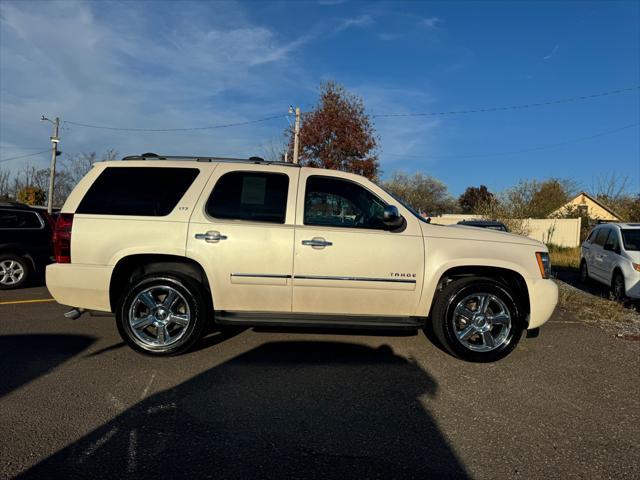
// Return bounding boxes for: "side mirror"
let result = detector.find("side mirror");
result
[382,205,404,230]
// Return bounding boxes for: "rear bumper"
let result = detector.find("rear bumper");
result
[526,278,558,329]
[46,263,113,312]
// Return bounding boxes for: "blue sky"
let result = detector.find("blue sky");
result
[1,0,638,195]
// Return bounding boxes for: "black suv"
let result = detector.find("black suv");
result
[0,202,55,289]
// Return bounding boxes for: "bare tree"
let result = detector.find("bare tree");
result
[0,169,11,200]
[384,171,457,215]
[591,173,629,202]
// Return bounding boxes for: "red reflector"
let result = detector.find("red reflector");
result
[53,213,74,263]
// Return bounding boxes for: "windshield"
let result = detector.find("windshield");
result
[621,229,640,251]
[379,186,430,223]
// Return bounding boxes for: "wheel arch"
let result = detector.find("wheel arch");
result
[0,246,37,272]
[109,254,212,313]
[425,265,530,324]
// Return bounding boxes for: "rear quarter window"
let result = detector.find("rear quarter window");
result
[77,167,199,216]
[0,209,43,229]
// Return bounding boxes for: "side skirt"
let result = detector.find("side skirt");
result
[215,311,426,330]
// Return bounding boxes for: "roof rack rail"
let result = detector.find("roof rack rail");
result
[121,153,299,167]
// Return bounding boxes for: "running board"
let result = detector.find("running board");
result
[215,311,425,330]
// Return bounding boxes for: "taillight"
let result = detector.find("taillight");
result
[53,213,74,263]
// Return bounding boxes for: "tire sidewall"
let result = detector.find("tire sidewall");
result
[0,254,30,290]
[441,280,524,362]
[612,272,625,301]
[116,274,206,356]
[579,260,589,283]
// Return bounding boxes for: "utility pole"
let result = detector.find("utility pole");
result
[292,106,301,164]
[42,116,60,214]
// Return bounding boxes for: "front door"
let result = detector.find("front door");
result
[589,227,610,282]
[600,229,620,283]
[187,164,299,313]
[292,172,424,317]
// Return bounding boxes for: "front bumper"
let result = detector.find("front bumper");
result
[46,263,113,312]
[525,278,558,329]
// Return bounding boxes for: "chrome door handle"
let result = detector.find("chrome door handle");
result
[195,231,227,243]
[302,237,332,248]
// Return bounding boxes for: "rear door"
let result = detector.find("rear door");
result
[187,164,299,313]
[0,208,51,265]
[291,171,424,317]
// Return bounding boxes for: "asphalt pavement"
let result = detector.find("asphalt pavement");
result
[1,286,638,479]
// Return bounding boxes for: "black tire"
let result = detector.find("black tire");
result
[579,260,590,284]
[116,274,208,356]
[0,254,30,290]
[611,271,626,301]
[431,277,524,362]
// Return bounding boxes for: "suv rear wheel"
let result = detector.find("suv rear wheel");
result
[0,254,30,290]
[116,274,207,356]
[431,277,524,362]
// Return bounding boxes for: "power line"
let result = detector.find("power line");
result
[371,86,640,118]
[0,149,50,163]
[57,85,639,132]
[383,122,639,160]
[63,114,286,132]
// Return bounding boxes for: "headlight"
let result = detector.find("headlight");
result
[535,252,551,279]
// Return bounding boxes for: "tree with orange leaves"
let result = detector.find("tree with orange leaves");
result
[287,81,380,180]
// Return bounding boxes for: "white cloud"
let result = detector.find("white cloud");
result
[0,1,309,167]
[335,14,374,33]
[543,45,559,61]
[378,32,401,41]
[421,17,442,29]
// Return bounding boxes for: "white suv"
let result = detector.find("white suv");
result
[580,223,640,300]
[46,154,558,361]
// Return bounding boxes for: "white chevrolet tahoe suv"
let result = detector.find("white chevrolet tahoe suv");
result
[46,154,558,361]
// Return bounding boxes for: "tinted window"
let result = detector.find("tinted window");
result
[593,228,609,246]
[206,172,289,224]
[604,230,619,250]
[621,229,640,251]
[304,176,386,230]
[0,209,42,229]
[77,167,199,216]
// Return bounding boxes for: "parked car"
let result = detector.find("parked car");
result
[0,202,55,289]
[580,222,640,300]
[46,153,557,361]
[457,220,509,232]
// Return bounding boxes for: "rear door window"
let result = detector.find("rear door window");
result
[206,171,289,224]
[77,167,199,216]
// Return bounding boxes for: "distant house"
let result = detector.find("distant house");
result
[551,192,622,221]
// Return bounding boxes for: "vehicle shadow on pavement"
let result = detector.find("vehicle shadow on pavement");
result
[17,341,470,479]
[0,334,95,398]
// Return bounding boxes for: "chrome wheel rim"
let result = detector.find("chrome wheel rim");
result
[0,260,25,286]
[128,286,191,348]
[452,293,512,352]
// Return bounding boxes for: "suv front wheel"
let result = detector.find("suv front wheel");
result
[116,274,207,356]
[431,277,524,362]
